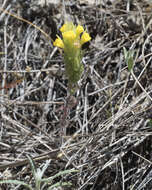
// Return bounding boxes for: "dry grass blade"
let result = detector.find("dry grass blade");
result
[0,1,152,189]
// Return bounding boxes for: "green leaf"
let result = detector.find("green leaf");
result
[123,47,128,60]
[123,47,134,72]
[47,182,72,190]
[127,55,134,72]
[26,155,37,180]
[0,180,33,190]
[42,169,79,183]
[148,119,152,127]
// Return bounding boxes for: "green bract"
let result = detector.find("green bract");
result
[53,22,91,94]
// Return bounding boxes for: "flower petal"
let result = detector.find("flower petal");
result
[76,25,84,36]
[53,37,64,48]
[62,31,77,41]
[80,32,91,45]
[60,23,67,33]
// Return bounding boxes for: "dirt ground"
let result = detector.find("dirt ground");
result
[0,0,152,189]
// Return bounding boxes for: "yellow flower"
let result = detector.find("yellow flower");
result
[76,25,84,36]
[53,22,91,94]
[62,30,76,41]
[80,32,91,45]
[60,23,67,33]
[60,22,75,33]
[53,36,64,48]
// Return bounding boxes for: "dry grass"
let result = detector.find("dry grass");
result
[0,0,152,189]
